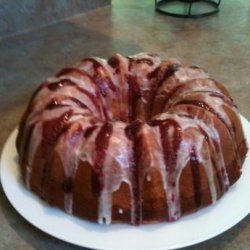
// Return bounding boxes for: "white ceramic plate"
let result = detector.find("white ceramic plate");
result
[1,115,250,250]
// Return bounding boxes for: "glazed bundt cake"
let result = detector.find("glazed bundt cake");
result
[16,53,248,225]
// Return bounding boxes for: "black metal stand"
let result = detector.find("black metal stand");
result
[155,0,221,18]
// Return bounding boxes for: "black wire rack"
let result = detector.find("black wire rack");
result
[155,0,221,18]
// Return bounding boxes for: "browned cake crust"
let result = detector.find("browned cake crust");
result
[16,53,248,225]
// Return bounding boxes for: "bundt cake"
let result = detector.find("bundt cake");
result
[16,53,248,225]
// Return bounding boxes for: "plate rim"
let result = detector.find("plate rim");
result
[1,115,250,250]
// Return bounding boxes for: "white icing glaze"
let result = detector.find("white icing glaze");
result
[56,123,84,214]
[109,54,130,121]
[25,123,42,189]
[98,121,134,224]
[75,60,95,76]
[17,53,245,225]
[153,112,227,219]
[27,106,72,125]
[170,89,241,168]
[163,79,223,110]
[157,67,210,99]
[128,54,162,118]
[146,174,151,182]
[30,85,99,118]
[175,66,209,83]
[80,126,101,166]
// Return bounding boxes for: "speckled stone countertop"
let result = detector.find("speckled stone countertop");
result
[0,0,250,249]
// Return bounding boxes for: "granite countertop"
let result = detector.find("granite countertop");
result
[0,0,250,249]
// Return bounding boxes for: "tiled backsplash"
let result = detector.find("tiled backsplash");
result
[0,0,111,39]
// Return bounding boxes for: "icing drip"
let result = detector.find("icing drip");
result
[151,113,224,220]
[26,123,42,189]
[162,79,228,112]
[21,107,84,190]
[98,122,134,224]
[56,123,84,214]
[171,91,242,169]
[127,54,162,121]
[26,80,100,122]
[190,146,202,208]
[82,58,117,93]
[39,110,74,198]
[78,58,120,120]
[152,118,183,221]
[133,123,168,221]
[196,128,217,203]
[151,66,209,117]
[198,125,229,192]
[125,120,144,224]
[94,122,113,190]
[58,72,109,121]
[108,54,128,121]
